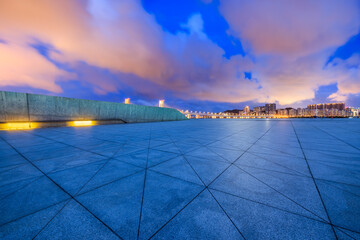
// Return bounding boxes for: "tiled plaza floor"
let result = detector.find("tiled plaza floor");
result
[0,119,360,239]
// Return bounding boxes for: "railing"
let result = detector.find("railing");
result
[179,110,354,119]
[179,110,275,119]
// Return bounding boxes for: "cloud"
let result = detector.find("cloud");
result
[181,13,207,39]
[328,54,360,101]
[0,0,171,81]
[220,0,360,56]
[220,0,360,105]
[0,42,73,93]
[0,0,257,103]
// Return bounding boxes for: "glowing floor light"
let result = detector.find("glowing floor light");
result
[70,121,94,127]
[4,122,32,130]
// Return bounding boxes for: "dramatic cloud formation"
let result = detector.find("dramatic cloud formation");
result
[220,0,360,104]
[0,0,258,102]
[0,0,359,108]
[0,0,170,81]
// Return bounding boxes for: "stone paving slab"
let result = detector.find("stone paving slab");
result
[0,119,359,239]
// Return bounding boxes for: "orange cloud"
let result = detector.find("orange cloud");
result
[0,42,73,92]
[220,0,360,105]
[220,0,360,56]
[0,0,171,80]
[0,1,257,102]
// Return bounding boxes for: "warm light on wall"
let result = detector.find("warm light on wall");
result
[0,122,43,130]
[3,122,31,130]
[1,120,95,130]
[69,121,94,127]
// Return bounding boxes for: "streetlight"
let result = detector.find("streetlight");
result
[159,99,165,107]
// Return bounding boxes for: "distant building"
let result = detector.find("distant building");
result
[349,108,360,117]
[287,108,296,117]
[277,109,287,116]
[307,103,345,111]
[254,106,266,115]
[218,101,352,118]
[224,109,241,114]
[243,106,250,114]
[265,103,276,114]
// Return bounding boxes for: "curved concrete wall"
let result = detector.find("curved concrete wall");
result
[0,91,187,123]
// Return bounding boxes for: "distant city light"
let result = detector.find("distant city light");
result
[124,98,131,104]
[182,102,357,119]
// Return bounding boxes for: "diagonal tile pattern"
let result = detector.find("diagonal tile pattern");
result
[0,119,360,239]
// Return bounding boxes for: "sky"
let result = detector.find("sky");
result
[0,0,359,112]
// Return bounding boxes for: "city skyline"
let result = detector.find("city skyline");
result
[221,102,357,118]
[0,0,360,112]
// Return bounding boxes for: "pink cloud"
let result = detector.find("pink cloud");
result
[220,0,360,56]
[220,0,360,105]
[0,0,258,103]
[0,42,74,93]
[0,0,171,80]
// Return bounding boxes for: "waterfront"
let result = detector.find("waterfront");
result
[0,119,359,239]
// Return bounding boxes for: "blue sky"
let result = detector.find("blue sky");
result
[0,0,359,112]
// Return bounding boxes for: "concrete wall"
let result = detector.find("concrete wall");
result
[0,91,187,123]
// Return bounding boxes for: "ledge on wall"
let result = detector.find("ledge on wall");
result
[0,91,187,130]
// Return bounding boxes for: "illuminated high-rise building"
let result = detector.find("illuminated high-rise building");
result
[254,106,265,115]
[253,107,261,113]
[265,103,276,113]
[243,106,250,114]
